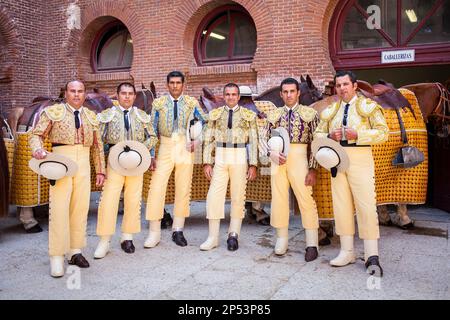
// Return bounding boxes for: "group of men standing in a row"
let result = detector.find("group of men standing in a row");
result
[29,70,388,278]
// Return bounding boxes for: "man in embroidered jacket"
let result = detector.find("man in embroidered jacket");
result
[200,83,258,251]
[144,71,207,248]
[94,82,158,259]
[264,77,320,261]
[314,70,388,276]
[30,80,105,277]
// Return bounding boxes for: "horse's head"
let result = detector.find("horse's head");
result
[84,91,114,113]
[199,87,224,113]
[135,82,157,113]
[299,74,323,106]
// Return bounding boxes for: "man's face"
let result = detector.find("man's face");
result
[167,77,184,99]
[335,75,358,103]
[118,86,136,109]
[223,86,240,108]
[280,83,300,107]
[65,81,86,109]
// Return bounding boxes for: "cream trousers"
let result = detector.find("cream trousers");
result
[206,147,248,220]
[146,135,194,221]
[48,145,90,256]
[97,165,143,236]
[270,144,319,230]
[331,147,380,240]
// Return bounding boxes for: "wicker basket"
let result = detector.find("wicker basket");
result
[9,130,52,206]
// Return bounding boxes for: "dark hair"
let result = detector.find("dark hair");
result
[167,71,185,83]
[64,80,85,92]
[280,78,300,91]
[117,82,136,95]
[223,83,240,95]
[334,70,357,84]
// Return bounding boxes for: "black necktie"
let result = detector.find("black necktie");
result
[173,100,178,130]
[343,103,350,126]
[288,109,293,132]
[123,110,130,131]
[227,109,233,129]
[74,110,80,129]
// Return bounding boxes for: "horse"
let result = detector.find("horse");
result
[199,74,323,113]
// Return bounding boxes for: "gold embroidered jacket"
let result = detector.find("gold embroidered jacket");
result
[150,95,207,157]
[29,103,106,175]
[266,104,319,169]
[203,106,258,166]
[314,95,389,145]
[97,106,158,152]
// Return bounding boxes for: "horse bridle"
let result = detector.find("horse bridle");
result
[140,88,155,112]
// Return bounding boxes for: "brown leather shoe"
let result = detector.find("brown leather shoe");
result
[121,240,135,254]
[305,246,318,262]
[172,231,188,247]
[68,253,90,268]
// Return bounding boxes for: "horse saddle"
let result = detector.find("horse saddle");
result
[357,80,414,116]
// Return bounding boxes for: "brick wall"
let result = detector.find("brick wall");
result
[0,0,339,115]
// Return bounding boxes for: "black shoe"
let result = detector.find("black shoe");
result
[161,210,173,229]
[68,253,90,268]
[319,237,331,246]
[121,240,135,254]
[227,234,239,251]
[305,246,318,262]
[25,224,43,233]
[172,231,187,247]
[365,255,383,277]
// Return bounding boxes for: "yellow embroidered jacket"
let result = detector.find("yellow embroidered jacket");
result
[29,103,106,175]
[203,106,258,166]
[97,106,158,151]
[314,95,389,145]
[266,104,319,168]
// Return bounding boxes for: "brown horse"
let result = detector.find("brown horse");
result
[199,75,323,113]
[254,74,323,108]
[0,115,10,217]
[402,82,450,138]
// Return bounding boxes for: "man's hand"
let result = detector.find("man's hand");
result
[150,158,157,171]
[304,169,317,186]
[329,128,343,141]
[247,166,257,181]
[186,139,201,153]
[204,164,213,181]
[269,151,287,165]
[344,127,358,140]
[32,148,47,160]
[96,173,106,187]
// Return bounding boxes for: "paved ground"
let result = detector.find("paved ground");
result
[0,198,449,300]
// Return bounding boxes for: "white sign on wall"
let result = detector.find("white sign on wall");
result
[381,49,415,64]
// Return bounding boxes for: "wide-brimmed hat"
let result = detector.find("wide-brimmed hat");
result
[29,153,78,185]
[109,140,151,176]
[268,127,290,156]
[185,112,203,143]
[311,137,349,177]
[239,85,258,97]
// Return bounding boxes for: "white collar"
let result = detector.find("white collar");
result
[67,103,83,113]
[341,95,357,107]
[284,103,298,112]
[119,105,133,113]
[169,94,182,103]
[225,104,239,112]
